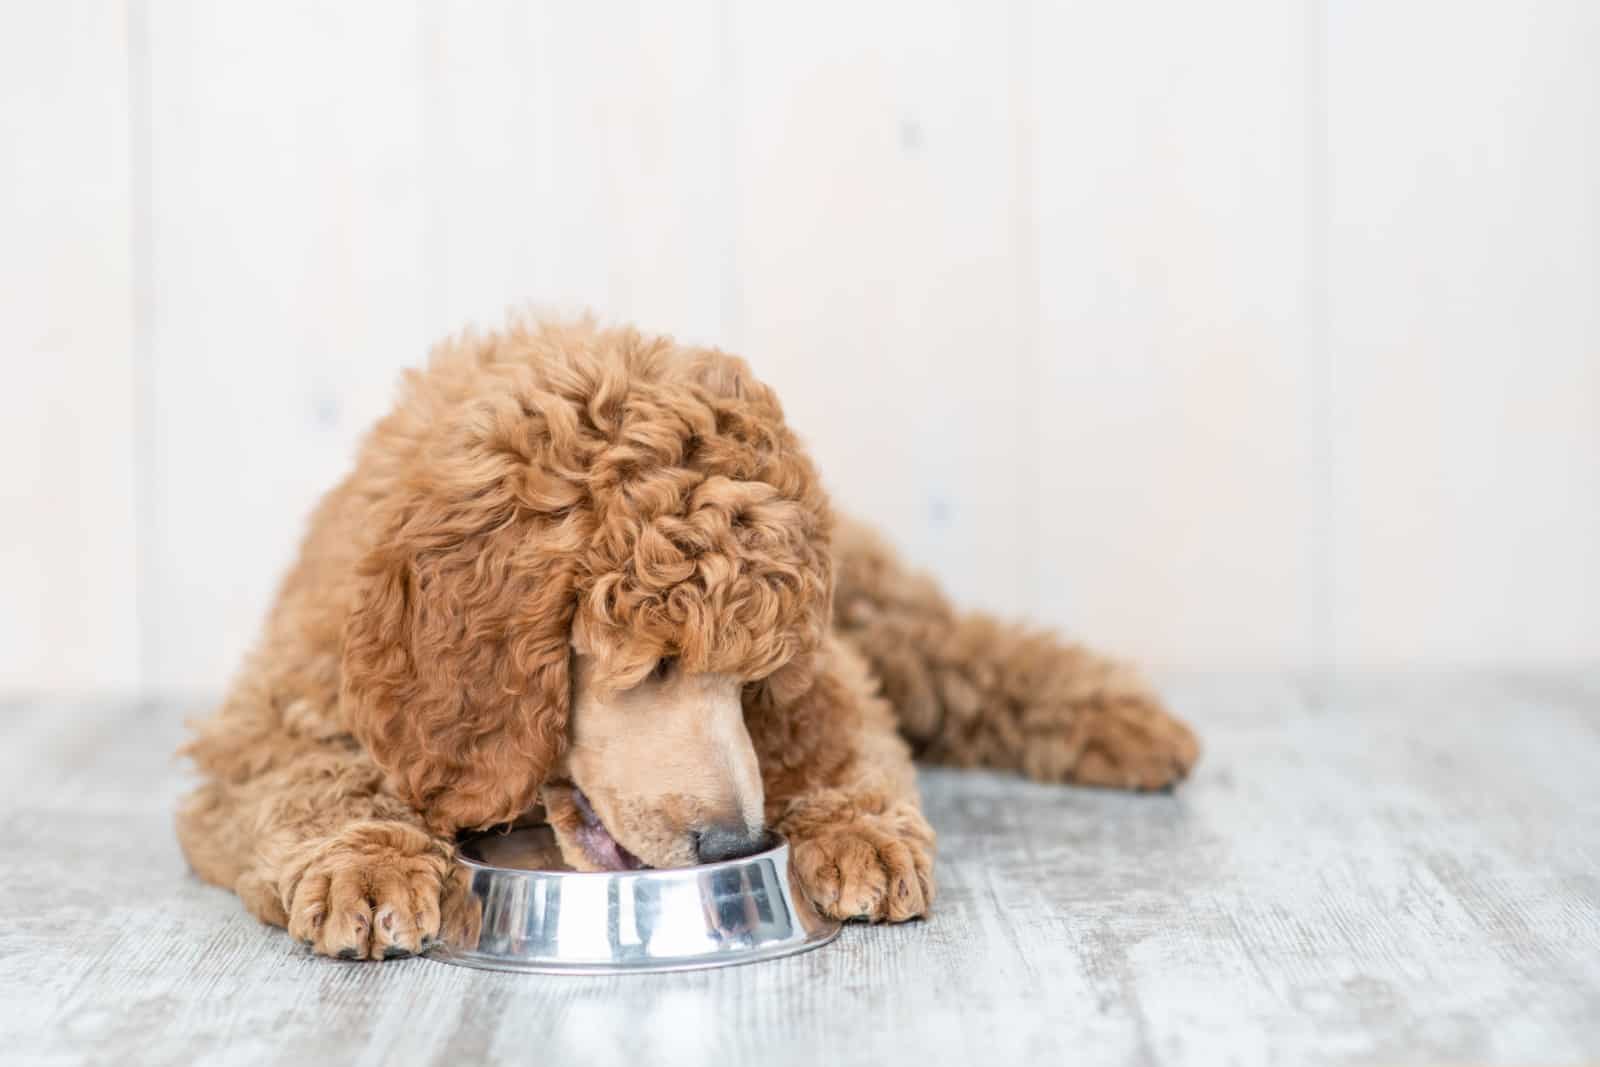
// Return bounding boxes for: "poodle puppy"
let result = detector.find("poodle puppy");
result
[176,317,1199,960]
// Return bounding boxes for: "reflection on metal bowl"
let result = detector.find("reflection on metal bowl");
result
[428,826,840,975]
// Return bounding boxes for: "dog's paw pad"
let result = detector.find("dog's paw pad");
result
[1026,686,1200,790]
[790,816,935,924]
[284,837,451,961]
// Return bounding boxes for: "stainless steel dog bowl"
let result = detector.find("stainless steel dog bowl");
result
[428,827,840,974]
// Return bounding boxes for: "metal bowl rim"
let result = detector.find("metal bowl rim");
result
[454,829,792,878]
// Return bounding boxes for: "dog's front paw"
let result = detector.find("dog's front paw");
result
[786,800,935,923]
[1024,671,1200,790]
[281,822,466,961]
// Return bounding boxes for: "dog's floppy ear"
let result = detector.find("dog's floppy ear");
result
[341,495,581,833]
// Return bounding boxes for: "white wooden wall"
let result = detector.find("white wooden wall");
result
[3,1,1596,696]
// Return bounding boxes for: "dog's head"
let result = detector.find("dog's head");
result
[340,321,831,870]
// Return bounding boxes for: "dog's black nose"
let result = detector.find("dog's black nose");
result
[694,823,767,864]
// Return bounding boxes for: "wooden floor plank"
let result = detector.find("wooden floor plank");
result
[2,673,1597,1065]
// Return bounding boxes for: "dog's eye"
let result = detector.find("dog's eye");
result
[651,656,676,682]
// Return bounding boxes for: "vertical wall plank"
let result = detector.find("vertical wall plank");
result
[0,2,140,692]
[1326,1,1600,667]
[1030,1,1318,668]
[143,2,428,694]
[7,1,1593,698]
[424,0,727,347]
[730,1,1030,618]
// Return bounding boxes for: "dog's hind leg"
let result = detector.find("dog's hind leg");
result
[831,516,1199,790]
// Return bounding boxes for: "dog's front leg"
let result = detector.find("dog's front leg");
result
[177,733,477,960]
[749,637,936,923]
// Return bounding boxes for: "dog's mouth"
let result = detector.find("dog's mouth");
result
[567,787,647,872]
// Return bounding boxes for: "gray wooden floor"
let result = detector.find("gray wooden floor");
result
[3,672,1598,1066]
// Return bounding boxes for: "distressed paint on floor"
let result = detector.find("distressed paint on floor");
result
[2,672,1598,1066]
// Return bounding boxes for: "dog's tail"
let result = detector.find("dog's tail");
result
[831,516,1197,788]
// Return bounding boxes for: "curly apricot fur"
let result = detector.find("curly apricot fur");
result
[175,314,1198,960]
